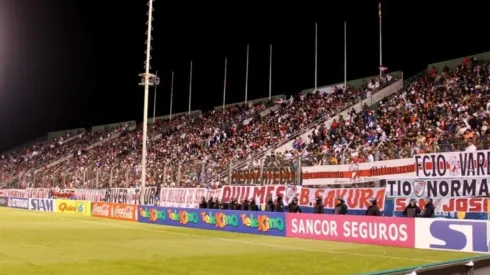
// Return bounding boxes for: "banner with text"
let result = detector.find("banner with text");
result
[26,188,53,199]
[74,189,106,202]
[415,150,490,179]
[231,166,298,185]
[103,187,158,205]
[385,178,490,198]
[415,219,489,253]
[8,197,29,209]
[54,199,91,216]
[0,189,28,198]
[159,188,221,208]
[137,206,286,236]
[29,198,54,212]
[301,159,416,185]
[286,213,415,248]
[218,186,385,211]
[92,202,138,222]
[393,198,489,220]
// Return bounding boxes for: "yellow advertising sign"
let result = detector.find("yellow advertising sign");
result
[54,200,91,216]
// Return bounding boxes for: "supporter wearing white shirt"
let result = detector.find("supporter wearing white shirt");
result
[466,141,477,152]
[367,153,374,162]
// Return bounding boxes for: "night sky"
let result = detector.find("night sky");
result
[0,0,487,152]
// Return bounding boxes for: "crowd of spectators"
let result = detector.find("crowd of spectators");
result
[0,130,115,188]
[290,57,490,166]
[1,71,401,189]
[202,57,489,189]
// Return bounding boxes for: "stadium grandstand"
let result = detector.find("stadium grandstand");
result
[2,51,489,191]
[4,0,490,273]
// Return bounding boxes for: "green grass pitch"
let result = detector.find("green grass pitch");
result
[0,208,482,275]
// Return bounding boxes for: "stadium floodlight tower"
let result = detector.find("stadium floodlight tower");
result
[138,0,156,204]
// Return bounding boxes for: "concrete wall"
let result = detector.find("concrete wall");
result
[301,71,403,95]
[214,95,285,110]
[150,110,202,124]
[47,128,85,140]
[91,120,136,133]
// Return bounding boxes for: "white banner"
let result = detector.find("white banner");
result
[218,185,385,210]
[26,188,53,199]
[301,158,415,185]
[104,187,158,205]
[415,150,490,179]
[159,188,217,208]
[385,178,490,198]
[74,189,106,202]
[0,189,29,198]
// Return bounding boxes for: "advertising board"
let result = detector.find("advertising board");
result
[54,199,91,216]
[385,178,490,198]
[0,196,8,207]
[92,202,137,222]
[285,213,415,248]
[415,219,490,253]
[137,206,286,237]
[29,198,54,212]
[8,197,29,210]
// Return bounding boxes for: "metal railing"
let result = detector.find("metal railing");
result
[357,255,490,275]
[0,139,482,189]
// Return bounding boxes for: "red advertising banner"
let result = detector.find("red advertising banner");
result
[299,188,386,210]
[394,198,490,213]
[92,202,137,222]
[113,204,138,221]
[285,213,415,248]
[92,202,113,219]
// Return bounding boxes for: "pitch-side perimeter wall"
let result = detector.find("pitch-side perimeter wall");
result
[3,185,489,220]
[1,195,490,255]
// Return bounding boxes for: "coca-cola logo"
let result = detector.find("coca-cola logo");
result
[114,206,134,219]
[93,204,111,217]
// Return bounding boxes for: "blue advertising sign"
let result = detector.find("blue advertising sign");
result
[0,196,8,207]
[415,219,490,253]
[8,197,29,210]
[30,198,54,212]
[137,206,286,237]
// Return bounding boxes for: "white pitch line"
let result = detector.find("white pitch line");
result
[20,211,437,263]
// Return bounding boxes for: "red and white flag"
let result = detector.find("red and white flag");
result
[379,66,388,72]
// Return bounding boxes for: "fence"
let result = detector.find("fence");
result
[0,140,481,189]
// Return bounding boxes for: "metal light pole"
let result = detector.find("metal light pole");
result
[138,0,155,204]
[245,45,249,104]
